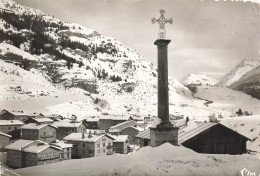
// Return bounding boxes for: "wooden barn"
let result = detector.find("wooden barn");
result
[135,122,250,155]
[178,122,250,155]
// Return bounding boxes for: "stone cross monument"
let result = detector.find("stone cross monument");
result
[150,9,179,147]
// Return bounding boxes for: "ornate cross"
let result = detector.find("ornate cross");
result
[152,9,173,39]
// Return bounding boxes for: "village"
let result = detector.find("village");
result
[0,107,252,170]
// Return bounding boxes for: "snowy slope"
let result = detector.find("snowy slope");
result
[0,0,193,119]
[229,64,260,89]
[217,59,260,87]
[181,74,219,86]
[15,143,260,176]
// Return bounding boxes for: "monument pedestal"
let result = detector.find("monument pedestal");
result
[150,124,179,147]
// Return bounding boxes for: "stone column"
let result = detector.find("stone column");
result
[155,39,171,127]
[150,39,179,147]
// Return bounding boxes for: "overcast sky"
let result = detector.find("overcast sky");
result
[16,0,259,79]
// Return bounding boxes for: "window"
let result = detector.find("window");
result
[97,144,100,148]
[103,149,105,153]
[83,143,85,147]
[43,132,46,135]
[67,148,70,152]
[45,153,48,157]
[97,150,100,154]
[67,153,70,158]
[8,127,11,130]
[103,143,105,147]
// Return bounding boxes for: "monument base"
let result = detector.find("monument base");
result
[150,124,179,147]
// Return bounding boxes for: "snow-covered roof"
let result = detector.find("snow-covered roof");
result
[110,120,138,130]
[20,123,57,130]
[64,133,115,142]
[52,121,83,128]
[99,116,132,121]
[51,142,73,149]
[42,114,63,119]
[28,117,53,123]
[23,145,49,153]
[135,122,251,143]
[135,129,150,140]
[23,144,61,153]
[11,112,30,116]
[5,139,34,151]
[0,120,23,126]
[0,132,11,138]
[111,135,130,142]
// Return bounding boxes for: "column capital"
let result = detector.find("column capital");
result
[154,39,171,46]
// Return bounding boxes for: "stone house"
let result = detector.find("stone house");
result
[24,117,53,125]
[112,135,131,154]
[5,140,37,168]
[64,133,115,158]
[5,140,61,168]
[0,132,11,152]
[0,110,15,120]
[99,116,133,131]
[23,143,61,167]
[109,120,141,144]
[51,141,73,160]
[0,120,23,139]
[0,120,23,134]
[21,124,57,143]
[83,118,99,129]
[52,121,87,140]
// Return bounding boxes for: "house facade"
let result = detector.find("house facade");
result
[53,121,87,140]
[108,121,141,144]
[5,140,61,168]
[0,120,23,133]
[0,120,23,139]
[5,140,36,168]
[112,135,130,154]
[64,133,114,158]
[21,124,57,143]
[99,118,132,131]
[179,122,250,154]
[0,132,11,152]
[51,142,73,160]
[23,145,61,167]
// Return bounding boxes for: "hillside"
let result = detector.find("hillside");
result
[14,143,260,176]
[0,0,193,119]
[217,59,260,87]
[229,65,260,99]
[181,74,219,86]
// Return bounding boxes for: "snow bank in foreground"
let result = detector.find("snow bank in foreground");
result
[15,143,260,176]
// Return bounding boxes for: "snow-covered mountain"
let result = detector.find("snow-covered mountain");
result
[0,0,193,118]
[181,74,219,86]
[229,65,260,99]
[217,59,260,87]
